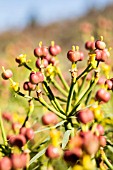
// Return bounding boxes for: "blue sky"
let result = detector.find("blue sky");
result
[0,0,113,32]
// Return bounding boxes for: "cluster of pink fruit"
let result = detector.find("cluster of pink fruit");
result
[1,37,113,169]
[0,153,28,170]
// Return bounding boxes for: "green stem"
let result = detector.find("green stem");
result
[22,99,34,127]
[66,62,77,116]
[43,81,65,114]
[76,64,92,81]
[23,63,33,71]
[78,74,87,96]
[56,96,67,103]
[37,97,66,120]
[69,79,96,116]
[0,110,7,145]
[66,81,75,116]
[57,68,69,91]
[51,79,68,97]
[17,91,32,100]
[85,90,92,105]
[101,149,113,170]
[43,83,59,111]
[16,91,66,120]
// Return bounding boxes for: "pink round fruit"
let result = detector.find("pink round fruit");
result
[105,79,113,90]
[45,145,60,159]
[2,69,13,80]
[0,157,12,170]
[2,112,12,122]
[99,136,106,147]
[12,122,21,132]
[25,128,34,140]
[78,52,84,61]
[95,40,106,50]
[29,71,44,84]
[42,112,58,125]
[80,131,99,155]
[96,124,104,136]
[41,46,48,57]
[8,134,26,148]
[95,49,102,61]
[11,154,26,169]
[77,108,94,124]
[49,44,61,56]
[69,135,83,149]
[85,41,95,50]
[67,50,81,62]
[34,47,43,57]
[36,58,48,69]
[95,88,110,103]
[19,127,27,136]
[64,148,82,164]
[23,81,36,91]
[83,134,99,155]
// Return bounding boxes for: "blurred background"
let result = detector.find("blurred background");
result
[1,0,113,113]
[0,0,113,49]
[0,0,113,53]
[0,0,113,32]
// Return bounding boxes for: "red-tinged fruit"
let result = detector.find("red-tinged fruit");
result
[77,108,94,124]
[29,71,44,84]
[79,131,94,141]
[69,135,83,149]
[20,153,28,168]
[105,79,113,90]
[36,58,48,69]
[95,88,110,103]
[42,112,58,125]
[64,149,82,164]
[49,44,61,56]
[95,49,102,61]
[97,76,106,85]
[19,127,27,136]
[96,124,104,136]
[85,41,95,50]
[11,154,26,169]
[0,157,12,170]
[23,81,36,91]
[34,47,42,57]
[95,40,106,50]
[79,52,84,61]
[67,50,81,62]
[45,145,60,159]
[99,136,106,147]
[25,128,34,140]
[56,45,61,53]
[101,49,109,62]
[2,69,13,80]
[81,132,99,155]
[41,46,48,56]
[8,134,26,148]
[2,112,12,122]
[12,122,21,132]
[84,135,99,155]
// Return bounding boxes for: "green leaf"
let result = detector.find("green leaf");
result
[29,147,47,166]
[62,130,71,149]
[34,120,65,134]
[107,145,113,153]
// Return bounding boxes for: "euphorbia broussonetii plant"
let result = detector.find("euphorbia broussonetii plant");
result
[1,37,113,170]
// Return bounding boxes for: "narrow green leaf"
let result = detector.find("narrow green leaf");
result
[62,130,71,149]
[34,120,65,134]
[107,145,113,153]
[29,147,47,165]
